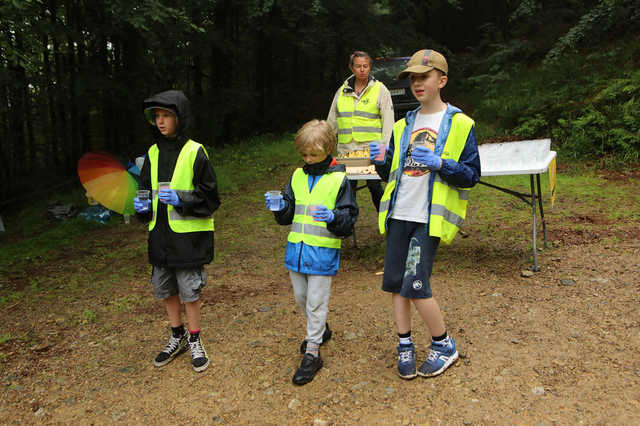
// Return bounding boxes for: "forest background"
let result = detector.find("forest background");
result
[1,0,639,202]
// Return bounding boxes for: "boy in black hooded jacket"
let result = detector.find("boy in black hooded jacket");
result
[134,90,221,372]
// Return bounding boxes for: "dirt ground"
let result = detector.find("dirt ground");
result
[1,177,639,425]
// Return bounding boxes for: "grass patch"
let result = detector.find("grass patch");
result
[0,332,13,344]
[466,168,639,252]
[207,133,299,194]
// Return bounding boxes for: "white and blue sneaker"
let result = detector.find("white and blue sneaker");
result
[397,344,417,379]
[418,336,458,377]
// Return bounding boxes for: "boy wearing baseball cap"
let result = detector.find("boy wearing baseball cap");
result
[368,49,481,379]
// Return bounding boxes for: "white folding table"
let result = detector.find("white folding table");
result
[478,138,557,271]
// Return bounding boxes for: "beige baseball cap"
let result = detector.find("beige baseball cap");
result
[398,49,448,79]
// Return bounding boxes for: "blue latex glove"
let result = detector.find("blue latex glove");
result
[133,197,151,213]
[369,142,386,164]
[411,145,442,170]
[158,189,182,206]
[264,192,285,211]
[312,205,334,223]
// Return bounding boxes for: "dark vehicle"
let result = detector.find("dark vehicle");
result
[373,57,419,121]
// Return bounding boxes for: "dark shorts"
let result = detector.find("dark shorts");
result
[151,266,206,302]
[382,219,440,298]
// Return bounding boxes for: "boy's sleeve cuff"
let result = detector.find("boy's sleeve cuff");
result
[440,158,455,175]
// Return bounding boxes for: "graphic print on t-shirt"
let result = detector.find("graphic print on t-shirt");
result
[403,125,437,177]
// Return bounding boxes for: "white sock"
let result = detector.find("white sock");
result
[433,335,451,346]
[306,342,320,358]
[399,336,413,346]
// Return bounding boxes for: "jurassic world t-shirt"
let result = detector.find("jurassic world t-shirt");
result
[390,108,446,223]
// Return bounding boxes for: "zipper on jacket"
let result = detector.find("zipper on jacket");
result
[297,241,305,271]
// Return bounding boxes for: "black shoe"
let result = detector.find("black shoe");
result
[153,330,188,367]
[300,323,332,354]
[292,353,323,385]
[188,337,210,373]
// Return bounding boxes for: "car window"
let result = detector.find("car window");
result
[373,58,409,82]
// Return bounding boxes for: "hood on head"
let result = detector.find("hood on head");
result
[143,90,194,138]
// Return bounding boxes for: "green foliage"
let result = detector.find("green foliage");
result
[545,0,640,63]
[552,70,640,160]
[0,332,12,344]
[461,36,640,161]
[0,189,117,270]
[81,308,97,324]
[513,114,548,139]
[544,0,615,63]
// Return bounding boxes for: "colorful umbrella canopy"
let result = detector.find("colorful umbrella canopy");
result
[78,152,138,215]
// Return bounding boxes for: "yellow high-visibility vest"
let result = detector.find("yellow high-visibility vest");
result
[336,81,383,144]
[287,168,345,249]
[148,140,215,233]
[378,113,473,244]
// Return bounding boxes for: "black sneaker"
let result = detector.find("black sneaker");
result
[189,337,210,373]
[292,353,323,385]
[300,323,332,354]
[154,331,188,367]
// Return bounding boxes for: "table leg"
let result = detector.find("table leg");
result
[530,175,539,272]
[536,174,549,248]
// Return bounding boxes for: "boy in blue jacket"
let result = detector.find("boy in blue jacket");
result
[267,119,358,385]
[369,50,481,379]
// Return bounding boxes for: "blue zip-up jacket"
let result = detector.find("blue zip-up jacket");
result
[274,161,358,276]
[374,104,481,227]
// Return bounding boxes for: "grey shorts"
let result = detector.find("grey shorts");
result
[151,266,206,302]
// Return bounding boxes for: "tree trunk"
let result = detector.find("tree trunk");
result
[43,32,61,167]
[7,30,26,188]
[75,14,91,154]
[50,0,70,174]
[0,66,10,199]
[66,1,80,174]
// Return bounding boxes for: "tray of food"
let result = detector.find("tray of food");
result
[335,147,371,167]
[346,165,377,175]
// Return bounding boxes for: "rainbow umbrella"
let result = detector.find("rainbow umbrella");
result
[78,152,138,215]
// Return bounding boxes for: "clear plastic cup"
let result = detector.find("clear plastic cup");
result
[309,205,320,221]
[267,190,283,211]
[136,189,151,212]
[136,190,150,201]
[374,143,386,162]
[158,182,171,191]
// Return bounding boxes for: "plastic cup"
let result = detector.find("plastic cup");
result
[267,190,283,211]
[158,181,171,191]
[136,190,150,201]
[374,143,386,162]
[309,205,320,221]
[136,189,150,212]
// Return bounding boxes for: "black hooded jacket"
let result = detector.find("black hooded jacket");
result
[137,90,221,268]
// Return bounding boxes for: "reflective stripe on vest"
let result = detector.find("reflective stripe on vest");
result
[378,113,474,244]
[287,168,344,249]
[336,81,383,144]
[148,140,215,233]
